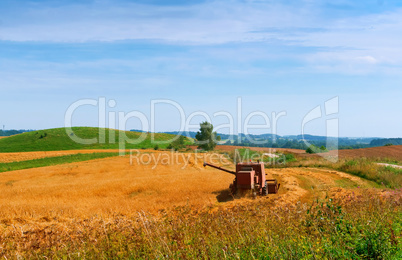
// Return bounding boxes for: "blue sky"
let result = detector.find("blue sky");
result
[0,0,401,137]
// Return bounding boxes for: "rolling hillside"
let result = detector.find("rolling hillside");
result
[0,127,182,153]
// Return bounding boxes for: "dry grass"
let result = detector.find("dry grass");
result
[1,188,400,259]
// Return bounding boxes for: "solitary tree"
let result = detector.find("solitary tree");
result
[195,121,220,151]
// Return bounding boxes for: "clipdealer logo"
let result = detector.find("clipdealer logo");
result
[64,96,339,162]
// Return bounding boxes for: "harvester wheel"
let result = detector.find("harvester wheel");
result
[230,185,237,195]
[262,181,268,196]
[229,180,237,195]
[230,178,237,196]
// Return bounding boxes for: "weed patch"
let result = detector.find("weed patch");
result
[1,192,400,259]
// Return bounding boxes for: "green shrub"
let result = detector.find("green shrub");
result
[306,145,328,154]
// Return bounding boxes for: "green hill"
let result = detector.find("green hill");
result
[0,127,185,153]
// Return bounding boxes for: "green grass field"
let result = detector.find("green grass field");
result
[0,127,189,152]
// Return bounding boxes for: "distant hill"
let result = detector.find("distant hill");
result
[159,131,280,141]
[2,127,393,153]
[0,127,181,153]
[0,129,33,136]
[370,138,402,146]
[157,130,385,150]
[284,135,377,143]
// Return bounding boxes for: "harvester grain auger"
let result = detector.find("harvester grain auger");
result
[203,161,280,196]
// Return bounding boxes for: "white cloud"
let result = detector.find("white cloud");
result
[357,56,378,64]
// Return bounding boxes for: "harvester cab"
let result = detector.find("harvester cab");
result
[203,161,280,196]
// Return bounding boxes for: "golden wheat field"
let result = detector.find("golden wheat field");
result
[0,150,377,220]
[0,151,232,218]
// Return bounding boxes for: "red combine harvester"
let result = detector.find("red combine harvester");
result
[203,161,280,196]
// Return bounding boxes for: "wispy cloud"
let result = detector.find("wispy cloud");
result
[1,0,402,71]
[0,0,396,44]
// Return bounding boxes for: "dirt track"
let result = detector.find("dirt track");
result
[377,163,402,169]
[0,150,376,220]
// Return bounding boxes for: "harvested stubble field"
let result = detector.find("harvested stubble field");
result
[0,149,401,258]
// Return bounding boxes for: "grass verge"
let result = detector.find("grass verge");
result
[338,159,402,188]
